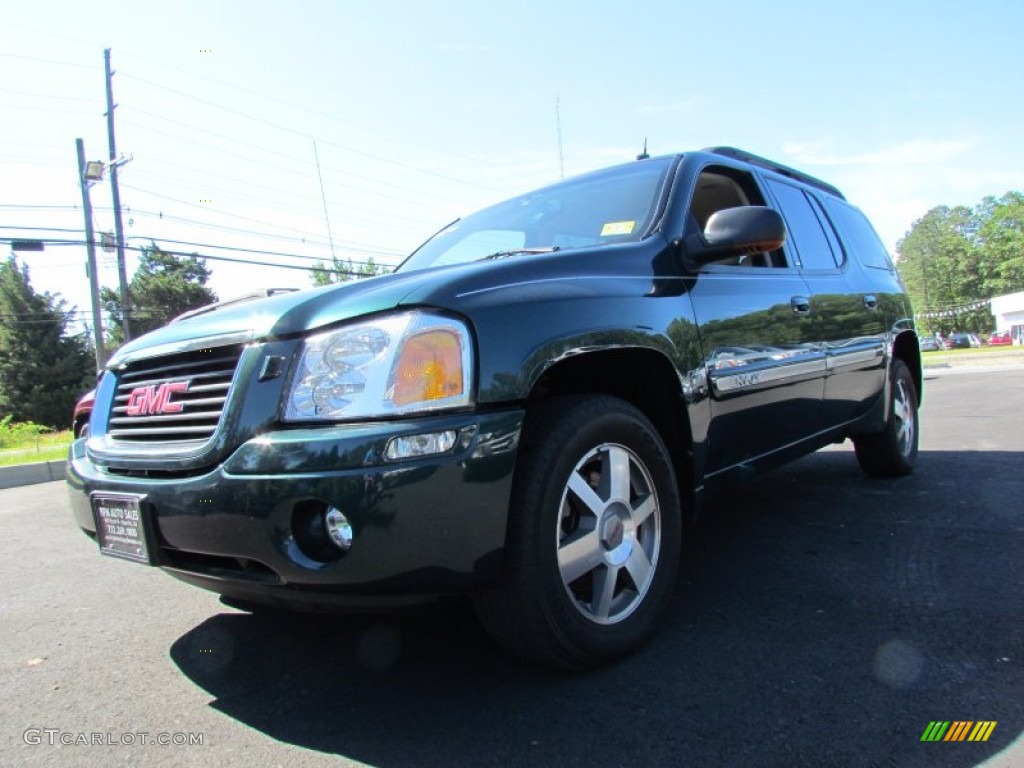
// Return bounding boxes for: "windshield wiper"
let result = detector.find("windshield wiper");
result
[479,246,560,261]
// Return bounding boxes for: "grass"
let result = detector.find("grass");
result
[922,343,1024,365]
[0,426,73,468]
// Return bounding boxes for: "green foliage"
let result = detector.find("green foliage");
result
[0,256,94,429]
[896,193,1024,334]
[310,256,390,286]
[0,416,72,465]
[0,415,49,448]
[102,242,218,346]
[976,192,1024,295]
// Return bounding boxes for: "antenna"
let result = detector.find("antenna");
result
[312,140,337,260]
[637,138,650,160]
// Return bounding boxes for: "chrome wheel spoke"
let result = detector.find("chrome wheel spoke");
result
[893,381,915,455]
[558,528,603,585]
[567,471,605,517]
[605,445,631,502]
[558,441,663,625]
[632,494,657,527]
[624,543,653,590]
[591,565,619,621]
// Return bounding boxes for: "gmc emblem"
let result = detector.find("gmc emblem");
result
[125,381,190,416]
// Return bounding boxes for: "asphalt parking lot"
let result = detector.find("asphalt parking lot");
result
[1,369,1021,767]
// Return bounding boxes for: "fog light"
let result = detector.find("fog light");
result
[385,430,457,460]
[325,507,354,551]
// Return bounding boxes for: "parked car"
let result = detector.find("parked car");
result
[66,147,921,669]
[945,332,972,349]
[919,336,942,352]
[72,389,95,438]
[989,331,1012,347]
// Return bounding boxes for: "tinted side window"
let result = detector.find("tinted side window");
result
[821,198,895,270]
[766,179,840,270]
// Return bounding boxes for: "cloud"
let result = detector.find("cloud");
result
[781,137,977,167]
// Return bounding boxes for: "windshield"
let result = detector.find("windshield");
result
[397,156,676,272]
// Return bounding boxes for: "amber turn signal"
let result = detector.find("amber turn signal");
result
[391,330,464,406]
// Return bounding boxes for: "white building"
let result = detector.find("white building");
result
[990,290,1024,342]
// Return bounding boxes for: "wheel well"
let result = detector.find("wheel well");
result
[527,348,694,509]
[892,332,922,404]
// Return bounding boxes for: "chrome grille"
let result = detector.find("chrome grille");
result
[108,345,244,443]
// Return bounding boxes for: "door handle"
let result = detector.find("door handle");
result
[863,294,878,310]
[791,296,811,315]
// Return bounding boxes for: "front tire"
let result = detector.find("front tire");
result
[854,358,919,477]
[474,395,682,670]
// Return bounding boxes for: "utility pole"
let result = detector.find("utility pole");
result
[76,138,105,372]
[105,48,131,341]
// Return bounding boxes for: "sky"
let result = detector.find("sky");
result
[2,0,1023,334]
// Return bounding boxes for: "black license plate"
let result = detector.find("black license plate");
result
[91,494,153,565]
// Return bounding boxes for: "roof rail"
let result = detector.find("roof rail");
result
[703,146,846,200]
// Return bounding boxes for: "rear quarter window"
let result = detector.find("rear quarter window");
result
[820,197,895,271]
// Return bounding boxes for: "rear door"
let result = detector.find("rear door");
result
[763,178,888,428]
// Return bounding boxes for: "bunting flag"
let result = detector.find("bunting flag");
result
[914,299,991,320]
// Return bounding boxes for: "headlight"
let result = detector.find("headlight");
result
[283,311,473,421]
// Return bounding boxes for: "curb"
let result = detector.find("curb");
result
[0,460,66,490]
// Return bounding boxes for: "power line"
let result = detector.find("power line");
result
[0,102,100,117]
[0,86,102,104]
[122,106,479,207]
[126,165,442,236]
[130,174,443,234]
[0,51,98,70]
[0,23,503,171]
[3,237,395,275]
[125,235,392,265]
[120,183,434,246]
[0,225,83,234]
[119,115,472,215]
[117,71,504,192]
[113,50,506,170]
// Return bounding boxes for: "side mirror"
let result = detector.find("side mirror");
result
[684,206,786,264]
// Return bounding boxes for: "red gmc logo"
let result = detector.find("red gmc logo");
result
[125,381,190,416]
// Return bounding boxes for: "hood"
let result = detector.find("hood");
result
[105,240,668,368]
[106,270,430,367]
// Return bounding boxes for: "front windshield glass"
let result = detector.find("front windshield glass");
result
[398,156,675,272]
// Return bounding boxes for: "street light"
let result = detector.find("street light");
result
[86,152,133,341]
[76,138,106,372]
[83,160,105,183]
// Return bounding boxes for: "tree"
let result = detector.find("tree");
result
[102,242,217,346]
[896,192,1024,334]
[309,255,389,287]
[0,256,94,428]
[976,192,1024,296]
[897,205,987,334]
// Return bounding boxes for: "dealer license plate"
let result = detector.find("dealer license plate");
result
[91,494,153,565]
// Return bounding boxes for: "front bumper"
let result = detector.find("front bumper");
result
[67,409,523,608]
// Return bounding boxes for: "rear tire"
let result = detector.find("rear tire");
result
[474,395,682,670]
[854,358,918,477]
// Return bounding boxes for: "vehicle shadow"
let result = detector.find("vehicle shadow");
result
[170,448,1022,767]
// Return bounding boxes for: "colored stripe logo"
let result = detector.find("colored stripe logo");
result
[921,721,997,742]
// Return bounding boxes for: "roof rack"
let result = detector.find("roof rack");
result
[703,146,845,200]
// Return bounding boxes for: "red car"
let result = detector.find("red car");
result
[989,331,1012,347]
[72,389,95,438]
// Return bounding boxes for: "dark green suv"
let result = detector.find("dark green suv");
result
[67,147,921,669]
